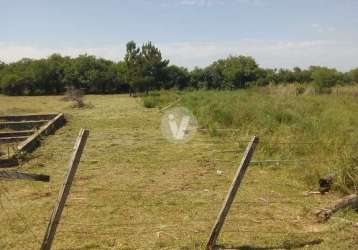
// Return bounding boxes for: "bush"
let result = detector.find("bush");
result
[63,87,88,108]
[0,74,32,95]
[142,95,160,108]
[311,67,340,92]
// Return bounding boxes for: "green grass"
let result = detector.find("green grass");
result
[0,91,357,249]
[143,87,358,193]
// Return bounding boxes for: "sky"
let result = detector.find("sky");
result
[1,0,358,70]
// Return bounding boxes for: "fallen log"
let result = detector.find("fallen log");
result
[316,194,358,222]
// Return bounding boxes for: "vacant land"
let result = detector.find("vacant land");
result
[0,92,357,249]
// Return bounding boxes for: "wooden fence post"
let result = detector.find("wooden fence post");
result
[206,136,259,250]
[40,129,89,250]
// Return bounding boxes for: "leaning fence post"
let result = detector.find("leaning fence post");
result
[206,136,259,250]
[40,129,89,250]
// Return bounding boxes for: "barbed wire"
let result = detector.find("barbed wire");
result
[46,135,357,146]
[2,130,353,248]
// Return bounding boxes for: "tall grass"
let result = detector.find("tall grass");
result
[142,86,358,193]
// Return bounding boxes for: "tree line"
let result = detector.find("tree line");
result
[0,41,357,96]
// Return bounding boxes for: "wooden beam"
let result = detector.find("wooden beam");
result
[0,136,28,144]
[0,113,65,168]
[41,129,89,250]
[0,113,57,122]
[0,130,35,138]
[0,120,48,130]
[17,113,65,153]
[206,136,259,250]
[0,158,19,168]
[0,171,49,182]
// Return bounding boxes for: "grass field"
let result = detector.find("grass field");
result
[0,91,357,249]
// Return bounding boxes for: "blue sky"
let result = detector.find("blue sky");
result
[1,0,358,70]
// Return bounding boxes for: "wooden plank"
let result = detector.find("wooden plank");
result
[17,113,65,153]
[206,136,259,250]
[0,136,28,144]
[0,171,49,182]
[0,158,19,168]
[0,130,35,138]
[0,113,65,168]
[40,129,89,250]
[0,120,48,130]
[0,113,57,122]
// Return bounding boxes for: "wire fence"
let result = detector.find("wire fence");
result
[1,130,355,249]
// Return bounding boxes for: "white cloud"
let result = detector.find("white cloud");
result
[179,0,224,7]
[160,40,358,71]
[0,39,357,71]
[0,44,127,63]
[157,0,265,7]
[311,23,336,33]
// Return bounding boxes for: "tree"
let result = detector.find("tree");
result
[165,65,190,90]
[349,68,358,83]
[115,61,130,92]
[124,41,143,94]
[310,66,339,91]
[189,67,207,89]
[0,60,5,72]
[141,42,169,92]
[29,55,67,95]
[1,73,33,95]
[211,56,259,89]
[124,41,169,94]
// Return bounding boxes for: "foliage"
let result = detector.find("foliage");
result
[1,94,357,249]
[164,65,190,90]
[0,41,357,96]
[147,88,358,194]
[211,55,259,89]
[349,68,358,83]
[142,95,160,108]
[311,66,340,92]
[124,41,169,93]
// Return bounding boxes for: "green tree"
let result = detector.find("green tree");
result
[115,61,130,92]
[1,73,33,95]
[189,67,208,89]
[141,42,169,92]
[164,65,190,90]
[124,41,143,94]
[211,56,259,89]
[310,66,339,91]
[124,41,169,94]
[349,68,358,83]
[29,55,67,95]
[0,61,5,72]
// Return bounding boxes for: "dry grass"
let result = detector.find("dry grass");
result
[0,94,357,249]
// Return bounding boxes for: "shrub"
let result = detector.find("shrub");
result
[0,74,32,95]
[142,95,160,108]
[63,87,87,108]
[311,67,339,92]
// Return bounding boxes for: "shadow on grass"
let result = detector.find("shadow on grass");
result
[217,239,323,250]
